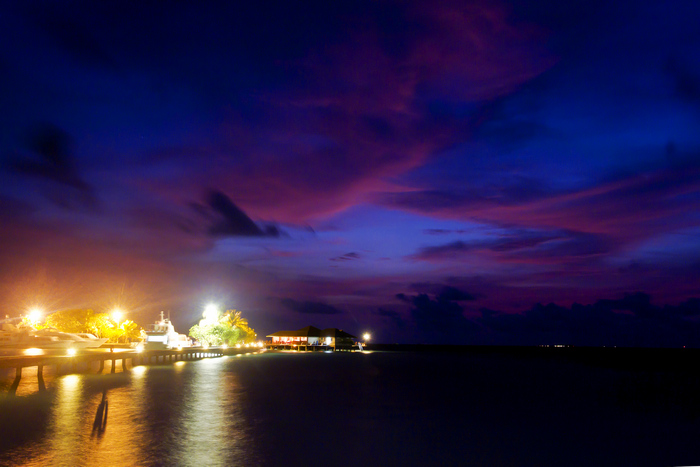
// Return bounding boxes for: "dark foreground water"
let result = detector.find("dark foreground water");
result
[1,350,700,466]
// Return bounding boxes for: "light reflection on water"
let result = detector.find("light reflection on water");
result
[3,352,700,466]
[0,357,252,466]
[179,357,247,464]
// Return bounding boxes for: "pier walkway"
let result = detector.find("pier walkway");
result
[0,346,251,395]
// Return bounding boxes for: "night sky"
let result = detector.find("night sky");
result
[1,0,700,345]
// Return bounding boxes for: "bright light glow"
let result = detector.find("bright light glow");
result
[245,343,250,347]
[63,374,79,388]
[222,344,228,349]
[203,344,209,349]
[23,348,43,356]
[28,308,42,323]
[132,365,146,375]
[202,303,219,325]
[135,343,144,353]
[363,332,371,341]
[67,348,77,356]
[236,344,241,349]
[177,345,183,350]
[111,309,123,322]
[258,342,264,348]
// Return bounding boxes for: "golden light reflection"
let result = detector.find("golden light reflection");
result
[131,365,147,376]
[23,348,44,356]
[179,349,245,464]
[62,374,80,388]
[47,373,83,465]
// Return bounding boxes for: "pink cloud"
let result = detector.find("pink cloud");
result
[134,0,554,226]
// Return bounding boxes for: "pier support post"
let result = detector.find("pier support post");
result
[122,358,128,372]
[98,359,104,374]
[9,367,22,395]
[111,359,116,374]
[38,365,46,392]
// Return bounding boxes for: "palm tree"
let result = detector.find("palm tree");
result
[221,310,256,342]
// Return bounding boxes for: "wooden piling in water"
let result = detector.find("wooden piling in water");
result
[37,365,45,392]
[9,367,21,395]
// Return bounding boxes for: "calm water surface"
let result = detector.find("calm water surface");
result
[1,351,700,466]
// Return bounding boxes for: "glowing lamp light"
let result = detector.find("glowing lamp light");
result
[67,348,77,356]
[222,344,228,349]
[24,348,43,356]
[236,344,241,349]
[111,309,123,322]
[135,344,144,353]
[203,344,209,349]
[177,345,183,351]
[363,332,371,341]
[202,303,219,325]
[28,308,43,324]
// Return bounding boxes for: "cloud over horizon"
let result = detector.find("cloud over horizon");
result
[1,0,699,345]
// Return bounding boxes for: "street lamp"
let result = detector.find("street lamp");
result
[112,308,124,343]
[27,308,43,326]
[363,332,371,342]
[203,303,218,325]
[111,309,123,323]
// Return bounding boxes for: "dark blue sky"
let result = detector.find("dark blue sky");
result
[1,0,699,345]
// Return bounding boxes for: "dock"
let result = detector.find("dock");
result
[0,346,253,395]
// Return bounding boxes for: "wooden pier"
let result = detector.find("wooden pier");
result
[0,346,250,395]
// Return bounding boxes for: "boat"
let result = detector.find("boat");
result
[30,327,97,349]
[73,333,109,348]
[143,312,192,349]
[0,323,93,349]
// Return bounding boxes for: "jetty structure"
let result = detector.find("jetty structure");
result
[266,326,358,351]
[0,345,263,396]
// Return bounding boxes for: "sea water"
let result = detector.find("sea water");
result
[1,350,700,466]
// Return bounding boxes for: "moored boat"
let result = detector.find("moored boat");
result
[0,323,93,349]
[144,312,191,349]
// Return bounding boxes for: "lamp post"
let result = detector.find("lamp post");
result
[111,309,124,343]
[27,308,43,327]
